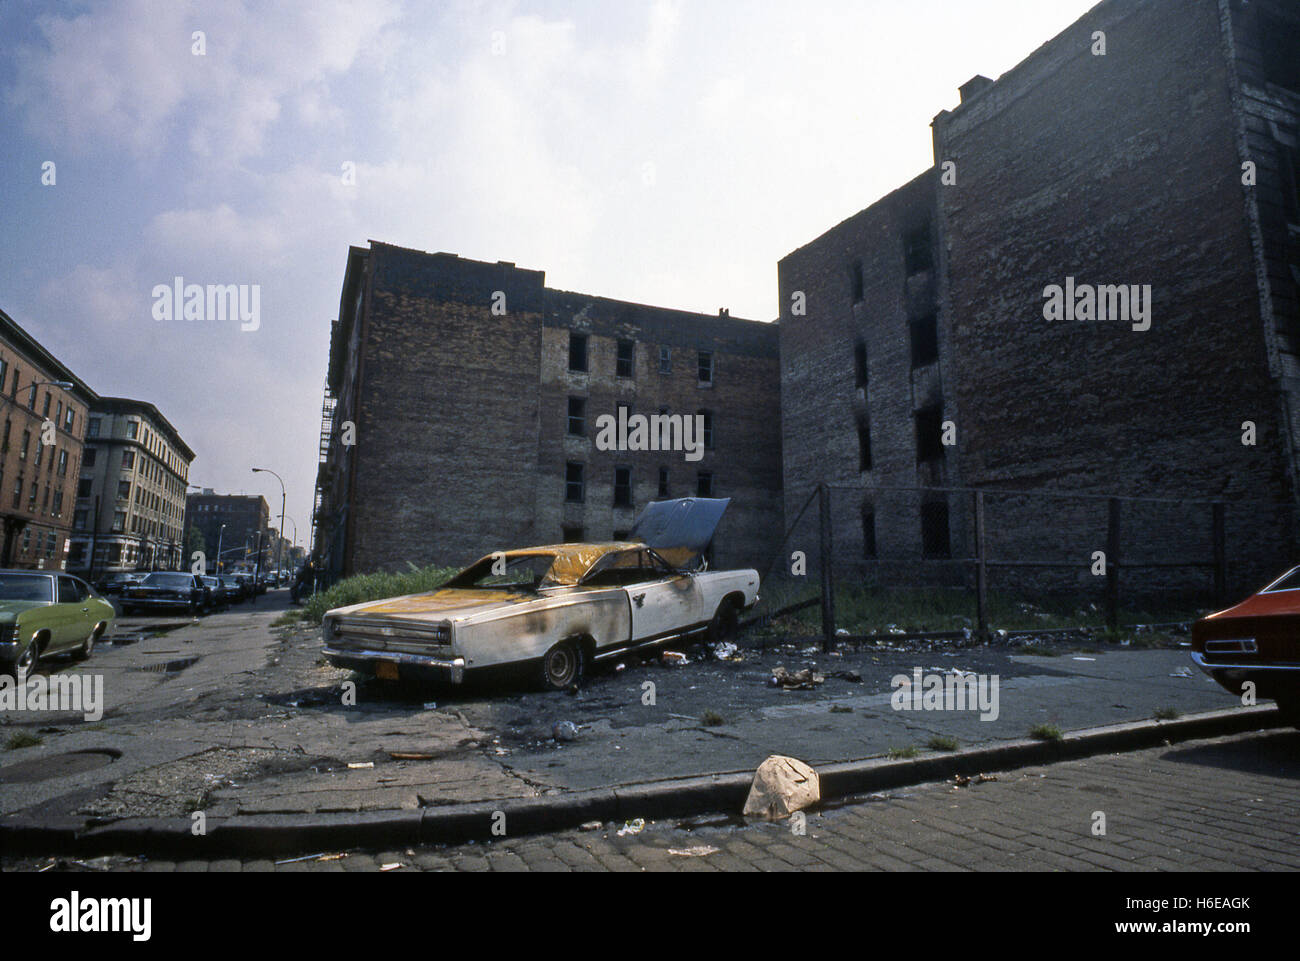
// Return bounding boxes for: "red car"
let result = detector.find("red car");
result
[1192,565,1300,724]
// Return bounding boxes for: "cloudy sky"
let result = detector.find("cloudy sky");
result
[0,0,1099,549]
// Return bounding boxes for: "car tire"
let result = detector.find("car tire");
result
[15,637,39,676]
[74,627,97,662]
[708,598,740,644]
[539,639,585,692]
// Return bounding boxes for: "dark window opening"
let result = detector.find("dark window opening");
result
[614,467,632,507]
[699,410,714,449]
[698,351,714,386]
[850,260,864,303]
[565,462,585,503]
[916,406,945,462]
[904,224,933,275]
[567,396,586,436]
[617,338,635,378]
[858,419,872,472]
[1261,16,1300,93]
[569,332,588,372]
[922,500,951,559]
[910,313,939,368]
[562,525,585,543]
[658,467,670,497]
[1281,140,1300,224]
[697,471,714,497]
[659,345,672,373]
[861,508,877,559]
[854,339,868,388]
[613,529,630,541]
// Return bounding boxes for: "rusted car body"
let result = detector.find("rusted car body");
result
[1191,564,1300,720]
[323,498,758,689]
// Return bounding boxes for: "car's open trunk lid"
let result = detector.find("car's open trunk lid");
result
[631,497,731,569]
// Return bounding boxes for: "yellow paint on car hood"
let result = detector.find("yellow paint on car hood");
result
[358,589,530,615]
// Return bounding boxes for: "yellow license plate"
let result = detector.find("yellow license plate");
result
[376,661,400,681]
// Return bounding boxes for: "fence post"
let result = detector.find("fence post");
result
[974,490,989,642]
[819,484,836,651]
[1106,497,1121,635]
[1212,502,1226,609]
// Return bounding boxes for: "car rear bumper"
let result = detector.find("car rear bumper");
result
[324,645,467,684]
[1191,651,1300,698]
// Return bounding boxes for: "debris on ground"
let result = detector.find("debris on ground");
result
[579,821,603,832]
[710,641,742,661]
[743,755,821,820]
[662,651,689,666]
[668,845,720,857]
[768,666,825,689]
[347,761,374,770]
[275,852,349,865]
[388,752,436,761]
[552,720,580,743]
[617,818,646,837]
[380,863,404,872]
[953,773,998,788]
[828,670,862,683]
[423,702,438,710]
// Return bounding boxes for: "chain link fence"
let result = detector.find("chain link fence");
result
[742,484,1286,647]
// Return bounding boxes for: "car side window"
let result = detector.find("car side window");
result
[57,576,78,603]
[73,578,91,602]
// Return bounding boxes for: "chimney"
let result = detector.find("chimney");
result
[719,308,730,318]
[959,75,993,103]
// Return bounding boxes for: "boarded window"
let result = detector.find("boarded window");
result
[854,340,868,387]
[861,507,877,559]
[858,419,873,472]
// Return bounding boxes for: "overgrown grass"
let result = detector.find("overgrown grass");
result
[750,581,1203,639]
[299,564,460,624]
[927,735,960,752]
[887,746,920,760]
[1153,706,1181,721]
[1029,723,1064,742]
[700,710,726,727]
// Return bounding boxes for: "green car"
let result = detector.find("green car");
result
[0,570,115,676]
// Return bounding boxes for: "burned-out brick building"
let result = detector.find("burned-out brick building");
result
[779,0,1300,596]
[313,242,782,579]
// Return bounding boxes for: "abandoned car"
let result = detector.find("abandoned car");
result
[1191,563,1300,724]
[323,498,759,689]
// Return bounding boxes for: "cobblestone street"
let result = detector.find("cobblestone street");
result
[12,728,1296,873]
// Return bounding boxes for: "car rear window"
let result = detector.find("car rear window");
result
[0,574,53,602]
[1264,566,1300,592]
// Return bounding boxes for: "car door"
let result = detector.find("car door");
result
[626,551,705,643]
[53,575,88,654]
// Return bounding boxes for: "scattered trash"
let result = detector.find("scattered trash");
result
[1169,668,1195,678]
[662,651,689,666]
[668,845,720,857]
[835,628,850,636]
[743,755,820,820]
[347,762,374,770]
[389,752,436,761]
[954,773,998,788]
[1072,657,1096,662]
[710,641,741,660]
[579,821,603,832]
[768,666,825,690]
[829,705,853,714]
[617,818,646,837]
[380,863,404,872]
[275,852,348,865]
[423,702,438,710]
[614,663,626,673]
[828,670,862,683]
[553,720,580,743]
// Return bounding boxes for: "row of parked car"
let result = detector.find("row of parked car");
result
[96,569,288,616]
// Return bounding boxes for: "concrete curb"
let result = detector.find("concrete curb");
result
[0,705,1288,859]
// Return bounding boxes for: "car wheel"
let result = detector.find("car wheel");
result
[540,639,585,692]
[74,627,97,662]
[15,637,39,676]
[708,598,740,644]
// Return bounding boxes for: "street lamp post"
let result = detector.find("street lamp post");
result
[251,467,286,585]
